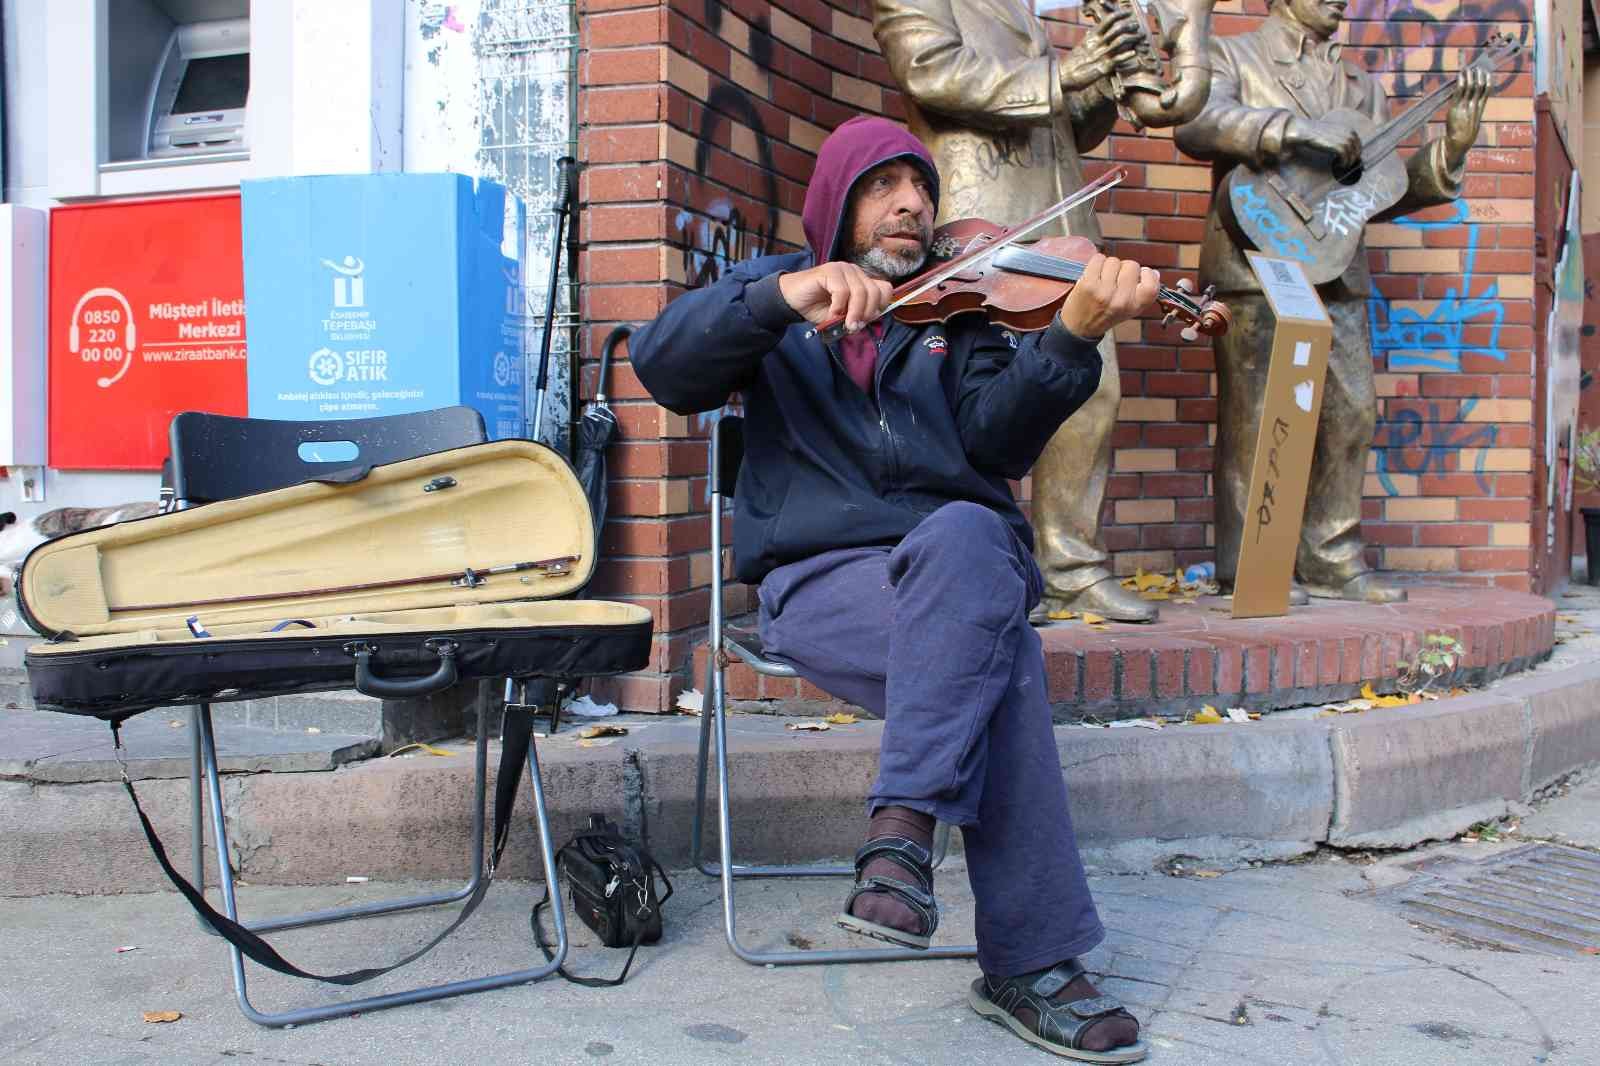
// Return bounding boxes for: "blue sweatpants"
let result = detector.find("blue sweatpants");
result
[756,501,1105,976]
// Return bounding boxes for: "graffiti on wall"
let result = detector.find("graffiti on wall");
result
[1374,397,1498,496]
[1367,202,1506,373]
[676,5,781,289]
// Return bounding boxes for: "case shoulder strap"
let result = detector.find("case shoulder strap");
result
[115,693,535,986]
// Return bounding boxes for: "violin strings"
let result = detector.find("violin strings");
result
[992,248,1195,307]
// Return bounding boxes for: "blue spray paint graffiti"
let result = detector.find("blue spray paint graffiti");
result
[1231,183,1314,262]
[1374,397,1498,496]
[1367,200,1505,372]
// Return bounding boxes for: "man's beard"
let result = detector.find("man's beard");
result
[848,223,931,280]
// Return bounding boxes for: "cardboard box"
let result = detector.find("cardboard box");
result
[242,173,526,439]
[1232,254,1334,619]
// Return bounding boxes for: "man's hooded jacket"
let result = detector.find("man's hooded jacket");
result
[629,116,1104,584]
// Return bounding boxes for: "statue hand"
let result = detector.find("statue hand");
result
[1284,117,1362,170]
[1445,65,1491,165]
[1060,9,1147,92]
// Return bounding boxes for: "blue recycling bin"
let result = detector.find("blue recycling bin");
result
[242,173,527,439]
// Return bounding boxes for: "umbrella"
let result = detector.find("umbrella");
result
[574,324,629,556]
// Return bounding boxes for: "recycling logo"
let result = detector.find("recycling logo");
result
[308,347,344,386]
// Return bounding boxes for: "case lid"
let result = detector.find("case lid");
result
[19,440,597,638]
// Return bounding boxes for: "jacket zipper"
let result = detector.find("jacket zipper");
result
[873,332,901,491]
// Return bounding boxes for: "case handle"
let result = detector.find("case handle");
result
[345,639,459,699]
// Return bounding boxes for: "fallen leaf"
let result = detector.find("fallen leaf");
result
[142,1011,182,1024]
[388,742,454,758]
[1359,682,1411,708]
[579,725,629,739]
[1140,590,1171,601]
[675,688,705,716]
[1134,569,1170,592]
[1081,612,1106,625]
[1194,870,1222,879]
[824,712,858,725]
[1047,609,1078,621]
[1192,706,1224,725]
[786,720,831,732]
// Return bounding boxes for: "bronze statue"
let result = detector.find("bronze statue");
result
[872,0,1218,622]
[1174,0,1496,603]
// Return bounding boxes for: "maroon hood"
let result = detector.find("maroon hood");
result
[802,116,939,265]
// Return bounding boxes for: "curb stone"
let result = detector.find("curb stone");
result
[4,659,1600,895]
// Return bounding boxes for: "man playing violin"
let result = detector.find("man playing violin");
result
[1175,0,1492,603]
[630,116,1157,1063]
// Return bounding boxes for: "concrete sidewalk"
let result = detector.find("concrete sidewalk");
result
[4,777,1599,1065]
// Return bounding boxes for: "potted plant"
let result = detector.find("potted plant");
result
[1578,427,1600,585]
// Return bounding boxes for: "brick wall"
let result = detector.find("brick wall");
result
[577,0,1542,713]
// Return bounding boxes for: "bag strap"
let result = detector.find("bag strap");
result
[113,683,535,986]
[530,833,673,988]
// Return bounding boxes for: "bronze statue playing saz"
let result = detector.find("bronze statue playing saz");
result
[1174,0,1511,603]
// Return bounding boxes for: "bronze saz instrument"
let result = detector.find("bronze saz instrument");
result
[1220,32,1522,286]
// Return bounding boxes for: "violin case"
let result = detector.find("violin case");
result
[16,440,653,721]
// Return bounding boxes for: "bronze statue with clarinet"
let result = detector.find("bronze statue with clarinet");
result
[872,0,1220,623]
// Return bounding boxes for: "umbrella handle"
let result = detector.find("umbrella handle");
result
[597,324,633,404]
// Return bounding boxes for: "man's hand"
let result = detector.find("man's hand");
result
[1284,117,1362,171]
[1059,9,1148,92]
[778,262,894,333]
[1445,64,1491,166]
[1057,254,1160,338]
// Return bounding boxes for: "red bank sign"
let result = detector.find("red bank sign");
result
[48,194,247,470]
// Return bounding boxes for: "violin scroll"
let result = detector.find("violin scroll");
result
[1162,278,1231,341]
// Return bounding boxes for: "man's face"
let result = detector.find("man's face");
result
[1283,0,1345,39]
[842,159,936,281]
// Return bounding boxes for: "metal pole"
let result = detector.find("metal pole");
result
[531,155,578,442]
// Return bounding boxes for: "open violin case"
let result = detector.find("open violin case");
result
[16,440,653,721]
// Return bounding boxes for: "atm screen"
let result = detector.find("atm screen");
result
[172,53,249,114]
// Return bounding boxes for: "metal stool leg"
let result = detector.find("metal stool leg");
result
[706,664,975,964]
[193,688,569,1025]
[190,704,211,935]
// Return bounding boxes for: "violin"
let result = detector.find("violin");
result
[813,218,1233,342]
[904,220,1231,339]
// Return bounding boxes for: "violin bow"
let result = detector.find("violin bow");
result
[807,167,1128,342]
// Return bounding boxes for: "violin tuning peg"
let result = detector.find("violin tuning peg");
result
[1180,325,1200,343]
[1161,310,1177,327]
[1176,278,1195,293]
[1200,284,1218,303]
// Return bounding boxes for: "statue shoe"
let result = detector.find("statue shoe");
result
[1033,576,1158,624]
[1305,572,1409,603]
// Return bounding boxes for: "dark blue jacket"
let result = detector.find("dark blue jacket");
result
[628,253,1103,584]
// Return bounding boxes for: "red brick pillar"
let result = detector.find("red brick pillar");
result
[576,0,1544,714]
